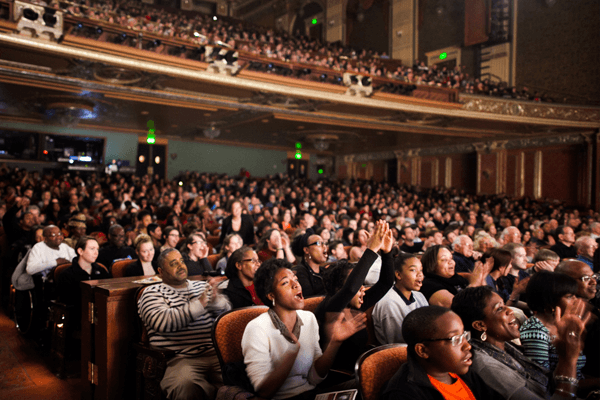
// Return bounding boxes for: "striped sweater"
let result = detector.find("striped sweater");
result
[138,280,231,357]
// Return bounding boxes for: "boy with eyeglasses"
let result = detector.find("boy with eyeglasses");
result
[382,306,502,400]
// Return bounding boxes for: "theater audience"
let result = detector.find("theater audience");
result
[138,248,230,400]
[180,232,213,276]
[574,236,597,270]
[373,252,428,344]
[242,258,365,399]
[97,224,136,271]
[326,240,347,262]
[291,230,328,298]
[452,235,478,273]
[124,234,157,277]
[56,236,111,328]
[256,228,294,263]
[550,226,577,260]
[26,225,76,277]
[215,233,243,273]
[222,246,263,309]
[64,213,87,248]
[314,220,394,372]
[219,200,255,246]
[381,306,503,400]
[451,286,589,400]
[160,226,181,253]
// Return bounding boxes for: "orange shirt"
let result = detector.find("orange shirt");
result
[428,373,477,400]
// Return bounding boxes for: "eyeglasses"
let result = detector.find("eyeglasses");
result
[580,274,599,283]
[307,241,324,248]
[422,331,471,347]
[45,232,64,238]
[191,241,206,246]
[242,258,261,265]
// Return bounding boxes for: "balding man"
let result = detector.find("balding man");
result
[550,225,577,259]
[499,226,521,245]
[26,225,76,277]
[452,235,477,273]
[574,236,598,271]
[555,259,599,379]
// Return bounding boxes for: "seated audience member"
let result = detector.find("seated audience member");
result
[555,260,600,380]
[422,228,444,250]
[147,223,163,252]
[56,236,111,328]
[524,249,560,276]
[574,236,597,270]
[135,210,153,236]
[348,228,368,262]
[180,233,213,276]
[381,306,503,400]
[215,234,243,273]
[291,229,328,298]
[420,245,490,308]
[473,232,497,254]
[242,258,365,400]
[550,226,577,260]
[326,240,347,262]
[399,225,424,254]
[97,224,136,271]
[314,221,394,371]
[373,252,428,344]
[219,199,255,246]
[500,226,522,245]
[452,235,478,273]
[222,246,263,309]
[503,242,529,282]
[2,195,36,247]
[160,226,181,253]
[124,234,157,277]
[519,272,587,380]
[256,228,294,263]
[138,248,231,400]
[481,248,516,302]
[451,286,589,400]
[27,225,76,277]
[64,213,87,248]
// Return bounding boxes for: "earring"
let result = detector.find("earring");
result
[481,331,487,342]
[272,298,276,307]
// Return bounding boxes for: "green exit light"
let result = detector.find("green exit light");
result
[361,163,366,168]
[318,168,323,174]
[312,18,317,25]
[147,130,156,144]
[295,151,302,160]
[439,52,447,60]
[295,142,302,149]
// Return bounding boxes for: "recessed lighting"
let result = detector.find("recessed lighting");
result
[377,131,384,135]
[204,113,211,116]
[297,126,304,129]
[262,119,269,123]
[171,124,178,128]
[141,111,149,115]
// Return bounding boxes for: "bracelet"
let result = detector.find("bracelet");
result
[277,248,284,251]
[554,388,576,398]
[554,375,579,387]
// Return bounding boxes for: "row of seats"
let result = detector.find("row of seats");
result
[133,291,407,400]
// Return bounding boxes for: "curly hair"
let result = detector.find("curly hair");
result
[451,286,494,340]
[254,258,293,308]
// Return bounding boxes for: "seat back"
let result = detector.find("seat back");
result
[355,344,407,400]
[112,259,138,278]
[207,254,221,269]
[303,296,324,313]
[212,306,268,367]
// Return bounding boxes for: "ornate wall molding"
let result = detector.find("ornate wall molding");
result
[460,95,600,123]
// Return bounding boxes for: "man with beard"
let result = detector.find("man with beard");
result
[138,249,231,400]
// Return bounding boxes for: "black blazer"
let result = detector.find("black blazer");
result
[219,214,255,246]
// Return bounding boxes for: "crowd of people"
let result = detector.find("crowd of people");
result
[10,0,557,101]
[1,165,599,400]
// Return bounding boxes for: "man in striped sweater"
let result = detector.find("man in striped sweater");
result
[138,248,231,400]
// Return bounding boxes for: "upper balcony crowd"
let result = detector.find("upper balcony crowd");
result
[3,0,557,102]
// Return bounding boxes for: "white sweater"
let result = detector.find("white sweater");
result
[242,310,325,399]
[26,242,76,276]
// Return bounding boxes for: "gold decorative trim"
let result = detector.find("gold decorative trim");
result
[445,157,452,189]
[476,152,481,194]
[518,152,525,197]
[432,159,439,187]
[461,95,600,123]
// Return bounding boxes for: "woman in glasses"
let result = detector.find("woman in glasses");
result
[223,246,263,309]
[180,232,213,276]
[452,286,588,400]
[291,229,329,298]
[382,306,503,400]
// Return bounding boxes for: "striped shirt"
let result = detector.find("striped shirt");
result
[138,280,231,357]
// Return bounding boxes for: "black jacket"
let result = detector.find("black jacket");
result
[223,276,255,310]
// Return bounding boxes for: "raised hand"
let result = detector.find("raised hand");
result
[554,298,590,357]
[381,223,394,253]
[328,309,367,343]
[366,220,387,253]
[469,256,493,287]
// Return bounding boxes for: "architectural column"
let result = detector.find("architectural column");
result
[445,157,452,188]
[325,0,345,43]
[594,131,600,211]
[533,150,542,199]
[495,146,507,194]
[517,151,525,197]
[410,157,421,186]
[390,0,417,65]
[432,158,439,187]
[582,132,595,207]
